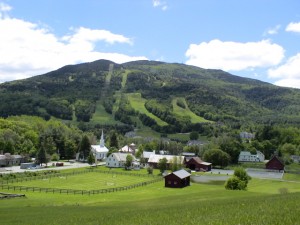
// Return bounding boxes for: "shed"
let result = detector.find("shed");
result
[265,155,284,171]
[164,169,191,188]
[186,157,212,171]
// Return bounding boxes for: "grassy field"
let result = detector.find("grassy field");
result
[1,168,300,225]
[9,171,155,190]
[90,101,117,125]
[127,93,168,126]
[172,97,211,123]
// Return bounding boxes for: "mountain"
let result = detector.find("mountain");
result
[1,59,300,133]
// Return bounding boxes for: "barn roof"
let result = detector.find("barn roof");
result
[172,169,191,179]
[266,155,284,166]
[187,157,212,165]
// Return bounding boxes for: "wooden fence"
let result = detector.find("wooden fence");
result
[0,170,162,195]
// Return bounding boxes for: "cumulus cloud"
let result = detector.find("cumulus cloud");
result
[286,22,300,33]
[0,5,147,83]
[152,0,168,11]
[264,25,281,35]
[185,39,284,71]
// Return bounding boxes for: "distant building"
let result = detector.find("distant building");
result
[91,130,109,161]
[106,152,139,169]
[240,132,255,139]
[238,151,265,162]
[0,154,26,167]
[290,155,300,163]
[266,155,284,171]
[164,169,191,188]
[119,143,137,154]
[185,157,212,171]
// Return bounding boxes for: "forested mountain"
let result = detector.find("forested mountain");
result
[1,59,300,134]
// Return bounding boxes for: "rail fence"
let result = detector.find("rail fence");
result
[0,170,162,195]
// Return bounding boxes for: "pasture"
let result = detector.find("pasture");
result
[1,168,300,225]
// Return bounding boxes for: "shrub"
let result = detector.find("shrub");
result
[147,166,153,175]
[225,176,247,190]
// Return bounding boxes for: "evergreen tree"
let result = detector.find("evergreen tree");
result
[109,131,119,149]
[87,151,95,165]
[79,135,91,161]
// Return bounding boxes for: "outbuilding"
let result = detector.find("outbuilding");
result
[164,169,191,188]
[265,155,284,171]
[185,157,212,171]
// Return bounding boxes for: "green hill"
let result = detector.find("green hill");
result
[1,59,300,134]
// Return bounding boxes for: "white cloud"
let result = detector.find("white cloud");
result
[274,79,300,89]
[0,2,11,18]
[185,39,284,71]
[0,11,147,82]
[268,53,300,78]
[268,53,300,89]
[152,0,168,11]
[286,22,300,33]
[264,25,281,35]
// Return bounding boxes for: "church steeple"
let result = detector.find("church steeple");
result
[100,130,105,147]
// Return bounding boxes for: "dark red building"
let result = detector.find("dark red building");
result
[266,155,284,171]
[164,169,191,188]
[185,157,212,171]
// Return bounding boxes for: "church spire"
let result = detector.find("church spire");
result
[100,130,105,147]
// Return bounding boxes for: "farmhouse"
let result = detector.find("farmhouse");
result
[185,157,212,171]
[164,169,191,188]
[238,151,265,162]
[106,152,139,169]
[0,154,26,167]
[91,130,109,161]
[266,155,284,171]
[148,154,184,169]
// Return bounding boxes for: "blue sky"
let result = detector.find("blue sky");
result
[1,0,300,88]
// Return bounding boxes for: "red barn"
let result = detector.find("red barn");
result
[266,155,284,171]
[185,157,212,171]
[164,169,191,188]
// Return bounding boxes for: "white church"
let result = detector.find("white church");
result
[91,130,109,161]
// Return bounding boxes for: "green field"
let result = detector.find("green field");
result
[172,97,211,123]
[1,169,300,225]
[127,93,168,126]
[90,101,117,125]
[9,171,155,190]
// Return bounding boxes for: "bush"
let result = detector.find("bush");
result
[225,176,247,190]
[147,166,153,175]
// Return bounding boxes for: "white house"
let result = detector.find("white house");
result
[106,152,139,169]
[91,130,109,161]
[238,151,265,162]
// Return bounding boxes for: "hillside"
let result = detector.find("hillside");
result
[1,59,300,133]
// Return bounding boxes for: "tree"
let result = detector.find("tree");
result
[158,157,168,174]
[109,131,119,149]
[203,149,231,168]
[36,146,48,166]
[64,139,76,161]
[147,166,153,174]
[190,131,199,140]
[87,151,95,165]
[78,135,91,161]
[125,154,133,170]
[225,167,251,190]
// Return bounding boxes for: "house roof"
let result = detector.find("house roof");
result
[111,153,136,162]
[188,157,212,165]
[266,155,284,166]
[143,151,155,159]
[172,169,191,179]
[148,154,184,164]
[119,145,134,153]
[91,145,109,153]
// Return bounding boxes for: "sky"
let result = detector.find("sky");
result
[1,0,300,88]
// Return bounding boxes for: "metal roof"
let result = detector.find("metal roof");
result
[172,169,191,179]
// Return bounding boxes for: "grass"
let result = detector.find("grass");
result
[127,93,168,126]
[172,97,211,123]
[1,168,300,225]
[90,100,117,125]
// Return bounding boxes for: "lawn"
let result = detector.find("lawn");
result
[8,170,156,190]
[1,168,300,225]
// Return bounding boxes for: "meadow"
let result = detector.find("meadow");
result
[1,168,300,225]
